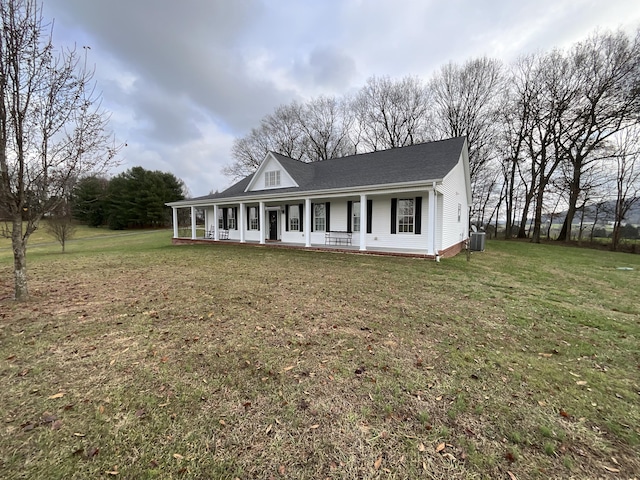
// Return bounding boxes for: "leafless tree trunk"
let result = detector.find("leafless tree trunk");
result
[609,126,640,251]
[556,29,640,241]
[0,0,119,300]
[45,215,76,252]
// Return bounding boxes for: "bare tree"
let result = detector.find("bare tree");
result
[44,201,76,253]
[0,0,119,300]
[430,57,503,180]
[293,96,354,161]
[609,126,640,250]
[430,57,504,224]
[556,29,640,241]
[224,103,307,180]
[351,75,430,152]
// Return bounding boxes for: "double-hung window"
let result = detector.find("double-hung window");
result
[397,199,414,233]
[313,203,325,231]
[352,201,361,232]
[289,206,300,231]
[265,170,280,187]
[227,208,236,230]
[249,207,259,230]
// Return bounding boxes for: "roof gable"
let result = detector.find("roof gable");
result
[244,152,301,192]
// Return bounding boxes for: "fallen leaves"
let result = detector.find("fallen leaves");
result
[47,392,64,399]
[374,456,382,470]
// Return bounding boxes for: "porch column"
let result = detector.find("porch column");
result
[428,184,437,255]
[259,201,266,244]
[239,202,246,243]
[359,194,367,251]
[190,206,197,239]
[304,198,311,247]
[172,207,178,238]
[213,205,219,241]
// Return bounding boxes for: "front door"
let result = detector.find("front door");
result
[268,210,278,240]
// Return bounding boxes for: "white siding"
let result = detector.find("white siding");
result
[246,156,297,192]
[440,155,470,250]
[364,194,430,253]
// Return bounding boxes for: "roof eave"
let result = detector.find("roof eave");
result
[165,178,444,207]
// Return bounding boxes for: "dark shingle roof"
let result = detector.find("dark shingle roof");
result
[193,136,466,201]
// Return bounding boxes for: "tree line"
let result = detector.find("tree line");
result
[225,28,640,251]
[71,167,185,229]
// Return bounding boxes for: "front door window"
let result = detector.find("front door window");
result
[269,210,278,240]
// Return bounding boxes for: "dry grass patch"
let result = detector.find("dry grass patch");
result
[1,234,639,479]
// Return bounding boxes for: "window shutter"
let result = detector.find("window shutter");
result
[285,205,289,231]
[222,208,228,229]
[310,203,314,232]
[366,200,373,234]
[299,204,304,232]
[415,196,422,235]
[325,202,330,232]
[346,201,352,233]
[390,198,397,234]
[233,207,238,229]
[246,206,251,230]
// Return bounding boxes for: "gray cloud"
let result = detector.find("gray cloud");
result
[291,46,357,92]
[40,0,640,196]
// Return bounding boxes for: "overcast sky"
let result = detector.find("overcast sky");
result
[42,0,640,197]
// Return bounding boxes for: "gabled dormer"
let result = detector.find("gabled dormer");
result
[245,152,299,192]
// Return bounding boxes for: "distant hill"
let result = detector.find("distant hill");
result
[543,198,640,225]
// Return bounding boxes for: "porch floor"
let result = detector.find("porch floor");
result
[172,237,435,259]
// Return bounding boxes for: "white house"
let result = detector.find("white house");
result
[167,136,471,258]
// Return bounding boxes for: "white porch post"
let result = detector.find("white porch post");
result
[304,198,311,247]
[259,201,266,244]
[172,207,178,238]
[359,194,367,251]
[213,205,219,241]
[190,206,197,239]
[428,185,437,256]
[239,202,246,243]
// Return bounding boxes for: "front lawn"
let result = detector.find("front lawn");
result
[1,233,638,479]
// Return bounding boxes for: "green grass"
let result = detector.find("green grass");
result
[1,234,639,479]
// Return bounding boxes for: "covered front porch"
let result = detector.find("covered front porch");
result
[170,188,444,257]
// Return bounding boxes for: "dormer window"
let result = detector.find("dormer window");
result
[265,170,281,187]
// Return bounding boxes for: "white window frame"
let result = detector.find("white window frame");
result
[313,203,326,232]
[397,198,414,233]
[265,170,281,188]
[353,201,360,232]
[249,207,259,230]
[289,206,300,232]
[228,207,236,230]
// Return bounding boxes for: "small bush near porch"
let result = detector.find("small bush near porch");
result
[1,233,638,479]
